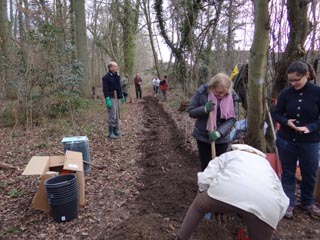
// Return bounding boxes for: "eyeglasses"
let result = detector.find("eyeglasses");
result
[288,76,303,83]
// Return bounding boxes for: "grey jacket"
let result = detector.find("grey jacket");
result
[188,84,238,144]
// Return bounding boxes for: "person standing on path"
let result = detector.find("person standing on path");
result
[134,73,143,99]
[188,73,238,171]
[152,75,160,97]
[121,74,131,103]
[272,60,320,219]
[159,75,168,101]
[102,61,124,139]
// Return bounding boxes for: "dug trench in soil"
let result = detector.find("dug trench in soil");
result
[98,96,241,240]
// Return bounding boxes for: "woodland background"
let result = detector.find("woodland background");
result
[0,0,320,150]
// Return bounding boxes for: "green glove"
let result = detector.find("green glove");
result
[205,101,214,113]
[209,130,221,141]
[121,96,125,104]
[106,97,112,108]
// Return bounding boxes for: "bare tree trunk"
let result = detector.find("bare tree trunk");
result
[246,0,269,151]
[0,0,9,99]
[117,0,140,76]
[69,0,76,56]
[55,0,65,49]
[272,0,312,98]
[141,0,162,78]
[74,0,91,98]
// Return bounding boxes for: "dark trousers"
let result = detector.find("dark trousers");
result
[276,136,319,206]
[196,140,228,171]
[135,86,142,99]
[153,86,159,94]
[177,192,274,240]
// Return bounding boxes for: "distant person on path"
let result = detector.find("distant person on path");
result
[121,74,131,103]
[152,76,160,97]
[134,73,143,99]
[102,61,124,139]
[176,144,289,240]
[272,60,320,219]
[159,75,168,101]
[188,73,237,171]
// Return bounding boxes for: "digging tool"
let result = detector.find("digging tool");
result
[82,160,108,170]
[209,111,216,159]
[204,107,217,221]
[265,100,281,178]
[114,90,122,146]
[56,151,107,170]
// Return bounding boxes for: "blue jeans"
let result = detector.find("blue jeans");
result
[276,136,319,207]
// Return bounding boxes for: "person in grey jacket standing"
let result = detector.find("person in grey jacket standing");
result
[188,73,238,171]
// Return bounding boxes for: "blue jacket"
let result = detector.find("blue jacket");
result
[102,71,123,99]
[188,84,238,144]
[272,82,320,142]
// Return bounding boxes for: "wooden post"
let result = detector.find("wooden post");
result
[209,111,216,159]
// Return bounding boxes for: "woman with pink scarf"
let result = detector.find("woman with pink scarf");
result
[188,73,238,171]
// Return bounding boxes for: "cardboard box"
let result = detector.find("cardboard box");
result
[22,151,85,212]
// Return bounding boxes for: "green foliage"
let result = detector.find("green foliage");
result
[0,226,20,237]
[0,181,8,191]
[0,104,16,127]
[8,188,18,198]
[9,22,84,125]
[198,63,209,85]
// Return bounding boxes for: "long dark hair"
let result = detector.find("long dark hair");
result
[287,60,317,82]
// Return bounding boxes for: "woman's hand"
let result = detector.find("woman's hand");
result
[295,126,310,134]
[287,119,297,129]
[287,119,310,133]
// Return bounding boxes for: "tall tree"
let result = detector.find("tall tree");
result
[0,0,9,99]
[117,0,140,76]
[272,0,312,97]
[154,0,202,94]
[141,0,162,78]
[74,0,90,98]
[246,0,270,151]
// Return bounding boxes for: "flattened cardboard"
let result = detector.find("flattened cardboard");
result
[76,171,85,206]
[22,156,50,175]
[64,151,83,172]
[32,172,58,212]
[49,156,65,167]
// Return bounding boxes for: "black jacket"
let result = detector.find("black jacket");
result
[272,82,320,142]
[102,71,123,99]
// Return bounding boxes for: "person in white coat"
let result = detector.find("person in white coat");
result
[176,144,289,240]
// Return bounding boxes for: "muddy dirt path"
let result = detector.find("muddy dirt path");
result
[98,95,320,240]
[1,93,319,239]
[98,96,235,240]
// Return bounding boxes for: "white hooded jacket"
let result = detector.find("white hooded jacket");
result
[197,144,289,229]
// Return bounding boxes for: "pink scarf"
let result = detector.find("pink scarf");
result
[206,92,235,131]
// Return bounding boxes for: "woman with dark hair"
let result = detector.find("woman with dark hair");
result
[272,60,320,219]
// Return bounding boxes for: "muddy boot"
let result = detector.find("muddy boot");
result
[114,127,121,136]
[108,126,117,139]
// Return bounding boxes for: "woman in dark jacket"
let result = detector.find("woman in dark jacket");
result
[188,73,238,171]
[272,60,320,218]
